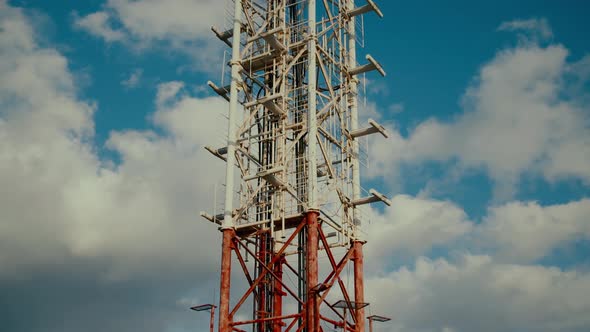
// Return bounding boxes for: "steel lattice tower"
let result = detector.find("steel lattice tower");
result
[202,1,389,331]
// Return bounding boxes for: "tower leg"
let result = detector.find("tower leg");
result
[273,255,285,332]
[306,211,320,331]
[219,229,234,332]
[353,241,365,332]
[257,234,268,332]
[210,306,216,332]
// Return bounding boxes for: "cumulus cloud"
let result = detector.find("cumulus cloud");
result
[364,195,472,268]
[156,81,186,106]
[361,195,590,331]
[73,11,125,42]
[73,0,226,69]
[364,194,590,264]
[0,13,225,276]
[371,21,590,199]
[1,3,228,330]
[104,0,224,40]
[476,199,590,263]
[366,255,590,332]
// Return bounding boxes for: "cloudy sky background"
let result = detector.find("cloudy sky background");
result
[1,0,590,331]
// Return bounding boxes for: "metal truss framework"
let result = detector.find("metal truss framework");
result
[203,1,389,331]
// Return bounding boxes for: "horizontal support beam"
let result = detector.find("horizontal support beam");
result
[205,146,260,166]
[345,0,383,19]
[200,211,222,225]
[243,93,285,117]
[232,313,302,326]
[211,25,247,47]
[349,54,386,77]
[248,170,299,200]
[350,118,389,138]
[207,81,230,101]
[263,174,299,199]
[262,173,282,189]
[248,27,287,53]
[351,189,391,206]
[262,30,287,53]
[211,26,233,47]
[261,96,286,117]
[240,52,291,73]
[243,166,284,182]
[204,146,227,161]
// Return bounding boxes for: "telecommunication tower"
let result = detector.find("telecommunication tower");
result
[202,1,390,331]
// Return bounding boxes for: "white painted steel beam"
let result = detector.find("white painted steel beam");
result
[307,0,319,210]
[260,95,286,117]
[211,26,233,47]
[349,54,386,77]
[205,146,228,161]
[240,52,292,73]
[348,0,363,241]
[243,93,285,117]
[200,211,223,225]
[350,118,389,138]
[345,0,383,19]
[207,81,230,101]
[221,0,243,230]
[351,189,392,207]
[261,30,287,53]
[248,27,287,53]
[243,166,284,182]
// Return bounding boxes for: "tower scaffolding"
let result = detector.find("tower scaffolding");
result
[202,1,390,331]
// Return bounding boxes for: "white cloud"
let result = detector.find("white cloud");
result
[360,195,590,332]
[0,3,227,281]
[364,195,472,267]
[371,26,590,199]
[366,255,590,332]
[153,93,228,144]
[476,199,590,263]
[0,1,35,53]
[568,54,590,82]
[120,68,142,88]
[363,194,590,267]
[498,18,553,41]
[156,81,186,106]
[73,11,125,42]
[105,0,224,41]
[73,0,227,68]
[0,6,232,331]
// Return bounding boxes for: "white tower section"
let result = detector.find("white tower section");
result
[206,0,390,249]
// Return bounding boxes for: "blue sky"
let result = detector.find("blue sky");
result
[17,0,590,216]
[1,1,590,332]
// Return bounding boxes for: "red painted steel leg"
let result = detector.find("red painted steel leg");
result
[306,211,320,332]
[219,229,234,332]
[353,241,365,332]
[273,255,285,332]
[210,306,216,332]
[258,235,267,332]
